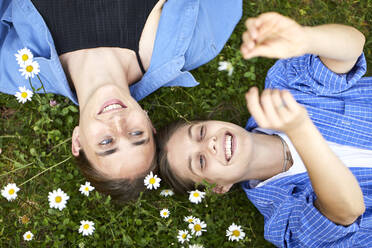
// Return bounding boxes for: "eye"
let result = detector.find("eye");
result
[199,125,205,141]
[199,154,205,169]
[129,131,143,136]
[99,137,113,145]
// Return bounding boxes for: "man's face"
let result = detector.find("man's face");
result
[166,121,254,187]
[72,84,155,179]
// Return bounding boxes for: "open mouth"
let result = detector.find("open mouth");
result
[98,99,127,115]
[224,132,234,162]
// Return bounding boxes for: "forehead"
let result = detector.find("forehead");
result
[166,124,196,182]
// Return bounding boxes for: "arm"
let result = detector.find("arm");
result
[240,12,365,74]
[245,87,365,225]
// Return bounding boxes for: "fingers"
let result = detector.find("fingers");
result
[245,87,270,128]
[241,31,255,58]
[241,12,285,59]
[246,88,297,129]
[271,89,291,118]
[280,90,299,112]
[260,90,281,125]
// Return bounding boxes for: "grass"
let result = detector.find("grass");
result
[1,0,371,247]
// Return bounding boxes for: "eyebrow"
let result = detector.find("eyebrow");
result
[132,137,150,146]
[188,156,197,176]
[96,148,118,157]
[188,124,194,140]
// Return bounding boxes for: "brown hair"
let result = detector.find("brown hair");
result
[75,149,157,203]
[156,120,199,195]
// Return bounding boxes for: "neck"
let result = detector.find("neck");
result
[243,133,286,181]
[60,48,142,108]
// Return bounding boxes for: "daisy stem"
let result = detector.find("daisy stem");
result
[37,75,48,95]
[248,222,256,238]
[0,162,34,177]
[28,78,35,92]
[158,98,190,123]
[0,135,20,138]
[19,156,72,187]
[50,137,72,151]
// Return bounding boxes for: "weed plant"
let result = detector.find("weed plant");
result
[1,0,371,247]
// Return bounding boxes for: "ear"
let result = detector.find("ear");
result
[212,184,233,194]
[144,110,157,134]
[71,126,82,157]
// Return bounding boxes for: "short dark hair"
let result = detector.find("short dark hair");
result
[156,120,197,195]
[75,149,157,203]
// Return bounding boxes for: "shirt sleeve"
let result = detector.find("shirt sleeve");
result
[242,170,372,247]
[264,53,367,95]
[285,185,361,247]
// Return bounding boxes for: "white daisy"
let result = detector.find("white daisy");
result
[188,190,205,204]
[15,48,33,66]
[14,86,33,104]
[226,223,245,242]
[1,183,20,201]
[144,171,161,190]
[160,208,170,218]
[177,230,191,244]
[188,219,207,237]
[79,181,95,196]
[23,231,34,241]
[19,60,40,79]
[78,220,95,236]
[184,216,199,224]
[160,189,174,197]
[218,61,234,76]
[189,244,204,248]
[48,188,69,211]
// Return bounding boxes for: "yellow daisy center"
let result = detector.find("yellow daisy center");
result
[26,234,31,239]
[194,224,201,232]
[149,178,156,184]
[188,219,193,223]
[22,54,29,61]
[193,192,199,197]
[83,224,90,230]
[55,196,62,203]
[26,65,33,72]
[182,233,186,239]
[163,212,167,216]
[8,189,15,195]
[21,92,28,98]
[232,230,240,237]
[85,187,89,191]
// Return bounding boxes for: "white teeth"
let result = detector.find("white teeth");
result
[225,135,232,161]
[102,104,123,113]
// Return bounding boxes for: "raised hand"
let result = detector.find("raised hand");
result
[240,12,308,60]
[245,87,309,134]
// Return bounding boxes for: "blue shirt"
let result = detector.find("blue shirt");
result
[0,0,242,105]
[243,55,372,247]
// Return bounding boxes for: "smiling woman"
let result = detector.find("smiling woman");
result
[157,12,372,247]
[0,0,242,201]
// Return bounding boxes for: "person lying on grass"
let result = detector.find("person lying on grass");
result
[156,12,372,247]
[0,0,241,202]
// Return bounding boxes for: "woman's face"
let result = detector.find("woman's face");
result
[166,121,254,187]
[72,84,155,179]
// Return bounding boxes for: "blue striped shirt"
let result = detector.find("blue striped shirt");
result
[243,54,372,247]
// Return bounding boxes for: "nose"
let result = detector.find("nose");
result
[207,136,217,154]
[111,115,126,134]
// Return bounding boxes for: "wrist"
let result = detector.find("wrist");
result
[302,26,315,55]
[285,114,314,139]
